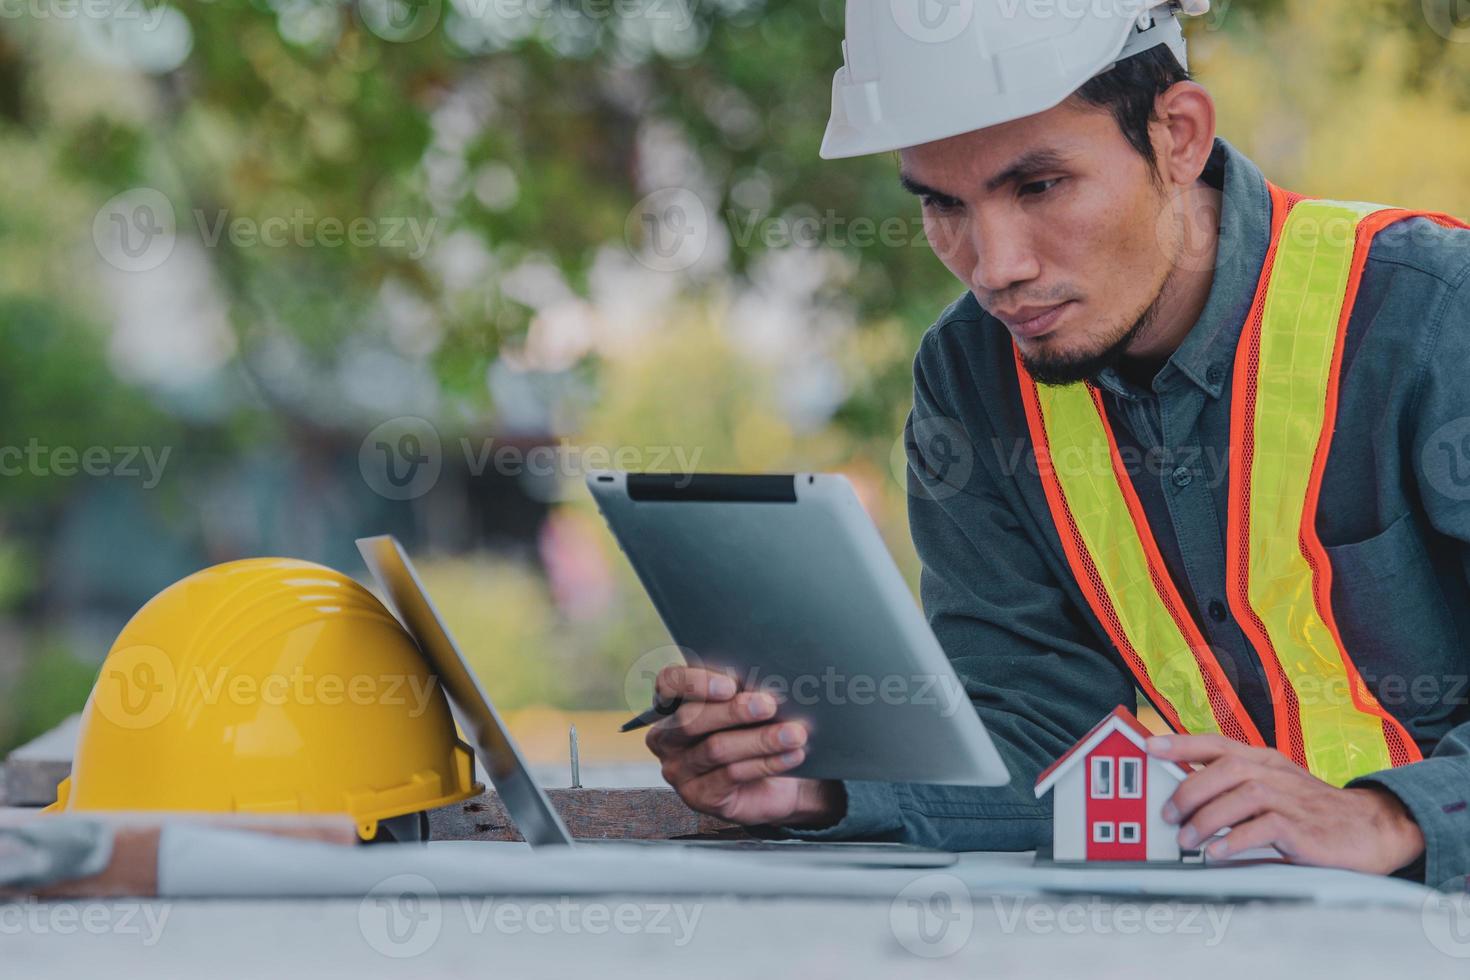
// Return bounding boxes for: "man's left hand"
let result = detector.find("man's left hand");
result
[1146,734,1424,875]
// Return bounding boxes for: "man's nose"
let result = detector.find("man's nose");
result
[968,221,1040,294]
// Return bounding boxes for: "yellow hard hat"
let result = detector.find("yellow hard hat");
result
[47,557,481,841]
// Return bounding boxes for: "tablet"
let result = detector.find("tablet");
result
[586,471,1009,787]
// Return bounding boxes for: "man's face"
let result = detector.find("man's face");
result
[899,98,1177,385]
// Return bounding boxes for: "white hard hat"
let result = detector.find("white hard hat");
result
[821,0,1211,159]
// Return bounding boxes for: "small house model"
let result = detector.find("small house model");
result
[1033,706,1188,863]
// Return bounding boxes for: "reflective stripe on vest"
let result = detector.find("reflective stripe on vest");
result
[1016,184,1468,786]
[1017,367,1265,749]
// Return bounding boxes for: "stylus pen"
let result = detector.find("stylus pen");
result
[619,696,684,732]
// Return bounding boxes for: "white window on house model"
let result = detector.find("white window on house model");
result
[1119,822,1142,844]
[1119,757,1143,799]
[1090,756,1114,798]
[1092,821,1115,843]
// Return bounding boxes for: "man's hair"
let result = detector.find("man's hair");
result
[1073,44,1192,175]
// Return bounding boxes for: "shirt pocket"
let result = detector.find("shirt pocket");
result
[1322,511,1462,734]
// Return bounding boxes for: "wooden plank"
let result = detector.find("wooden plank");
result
[2,715,81,807]
[429,788,743,842]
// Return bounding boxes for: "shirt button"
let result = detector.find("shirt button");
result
[1171,466,1193,488]
[1208,600,1228,623]
[1207,364,1225,385]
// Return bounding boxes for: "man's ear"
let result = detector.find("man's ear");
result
[1152,82,1217,188]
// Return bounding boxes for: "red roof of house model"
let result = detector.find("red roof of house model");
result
[1033,705,1188,797]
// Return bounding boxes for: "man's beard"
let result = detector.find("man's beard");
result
[1020,293,1161,387]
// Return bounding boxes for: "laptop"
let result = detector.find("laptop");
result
[356,534,958,868]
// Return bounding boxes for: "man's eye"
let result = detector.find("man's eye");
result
[1019,178,1062,198]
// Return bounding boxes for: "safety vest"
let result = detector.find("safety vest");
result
[1015,184,1469,787]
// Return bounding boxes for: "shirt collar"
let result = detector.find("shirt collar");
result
[1092,137,1273,402]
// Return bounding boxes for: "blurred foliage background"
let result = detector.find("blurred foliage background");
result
[1,0,1468,756]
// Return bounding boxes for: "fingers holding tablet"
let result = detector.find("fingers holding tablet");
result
[644,664,834,826]
[654,664,737,703]
[647,666,778,741]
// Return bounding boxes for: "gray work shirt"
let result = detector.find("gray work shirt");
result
[784,137,1470,889]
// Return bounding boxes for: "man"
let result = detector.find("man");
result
[646,0,1470,885]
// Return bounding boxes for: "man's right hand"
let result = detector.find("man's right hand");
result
[644,665,847,829]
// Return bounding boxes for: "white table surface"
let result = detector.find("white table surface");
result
[5,890,1470,979]
[6,834,1470,979]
